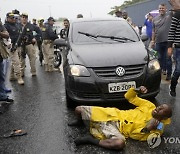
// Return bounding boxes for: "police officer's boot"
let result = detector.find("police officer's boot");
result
[17,75,24,85]
[44,64,48,72]
[9,68,16,81]
[9,74,16,81]
[31,72,36,76]
[48,65,53,72]
[21,70,25,77]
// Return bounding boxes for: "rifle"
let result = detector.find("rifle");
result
[11,24,27,58]
[21,40,26,58]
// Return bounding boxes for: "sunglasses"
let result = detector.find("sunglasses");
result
[22,16,28,19]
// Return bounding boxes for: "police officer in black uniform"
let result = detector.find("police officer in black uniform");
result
[32,19,43,65]
[4,12,24,84]
[19,13,37,76]
[42,17,58,72]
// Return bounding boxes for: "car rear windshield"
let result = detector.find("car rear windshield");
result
[71,20,140,44]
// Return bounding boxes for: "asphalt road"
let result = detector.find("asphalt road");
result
[0,61,180,154]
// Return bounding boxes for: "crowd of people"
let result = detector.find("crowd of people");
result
[0,9,71,105]
[116,2,180,97]
[0,0,180,150]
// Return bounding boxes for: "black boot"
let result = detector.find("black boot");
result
[169,77,177,97]
[75,134,100,146]
[68,118,83,126]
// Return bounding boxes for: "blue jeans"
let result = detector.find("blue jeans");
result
[156,42,172,75]
[0,60,8,100]
[166,56,172,76]
[171,48,180,89]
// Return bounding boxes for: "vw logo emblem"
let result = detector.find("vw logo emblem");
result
[116,67,125,76]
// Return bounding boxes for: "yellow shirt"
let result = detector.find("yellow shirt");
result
[90,88,171,141]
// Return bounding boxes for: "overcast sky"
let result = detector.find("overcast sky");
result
[0,0,125,22]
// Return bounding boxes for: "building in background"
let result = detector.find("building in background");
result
[123,0,171,26]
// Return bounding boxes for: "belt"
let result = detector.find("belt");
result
[175,44,180,48]
[24,42,32,46]
[44,39,53,41]
[43,40,53,44]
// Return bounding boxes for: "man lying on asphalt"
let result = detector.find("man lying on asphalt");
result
[68,86,172,150]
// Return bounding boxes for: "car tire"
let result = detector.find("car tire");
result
[66,91,77,109]
[54,50,62,68]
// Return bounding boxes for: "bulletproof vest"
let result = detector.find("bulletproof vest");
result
[4,22,20,44]
[20,23,34,44]
[39,25,46,40]
[32,24,42,41]
[43,23,58,41]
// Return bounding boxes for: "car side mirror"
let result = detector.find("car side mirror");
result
[54,38,68,47]
[141,35,149,42]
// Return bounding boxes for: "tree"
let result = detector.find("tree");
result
[121,0,146,8]
[109,0,146,15]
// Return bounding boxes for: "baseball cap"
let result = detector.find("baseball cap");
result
[12,9,20,15]
[48,17,55,21]
[21,13,28,18]
[39,18,44,22]
[6,12,15,18]
[38,18,44,23]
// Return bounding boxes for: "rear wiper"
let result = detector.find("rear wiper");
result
[96,35,136,42]
[78,31,97,38]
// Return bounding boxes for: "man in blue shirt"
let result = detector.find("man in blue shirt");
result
[144,13,153,40]
[144,13,153,48]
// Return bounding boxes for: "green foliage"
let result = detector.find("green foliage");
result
[109,0,146,15]
[56,17,66,22]
[121,0,146,8]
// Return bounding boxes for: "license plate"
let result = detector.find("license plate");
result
[108,81,136,93]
